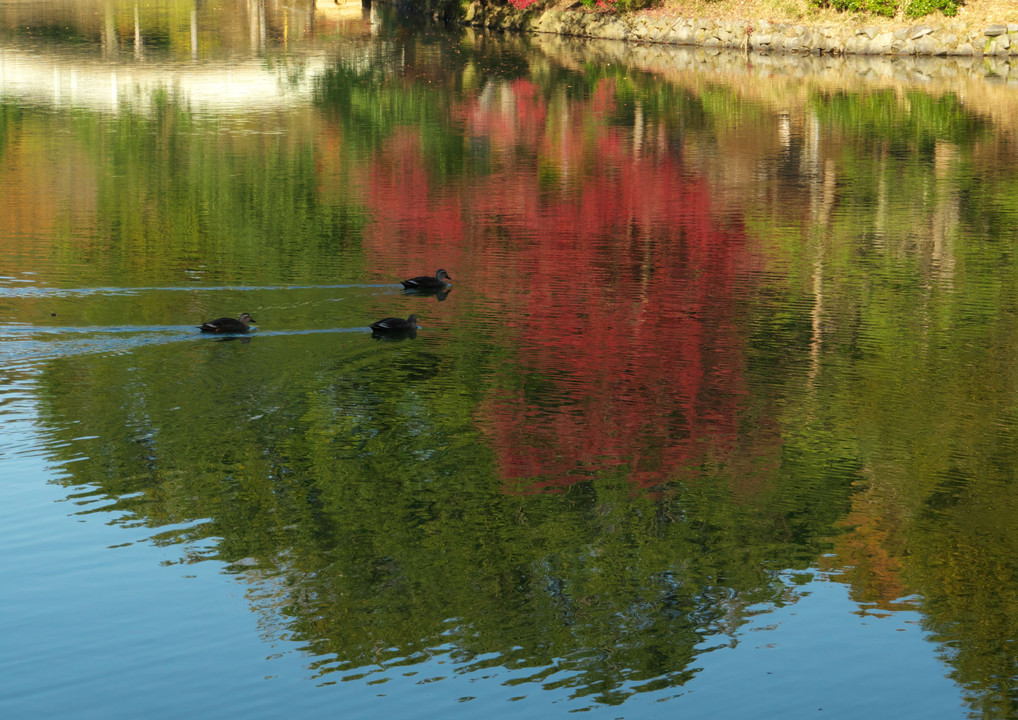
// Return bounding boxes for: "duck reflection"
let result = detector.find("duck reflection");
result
[402,286,452,301]
[371,327,417,341]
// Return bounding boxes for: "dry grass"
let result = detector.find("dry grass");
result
[648,0,1018,26]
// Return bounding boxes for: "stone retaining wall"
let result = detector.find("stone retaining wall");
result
[518,30,1018,97]
[462,1,1018,57]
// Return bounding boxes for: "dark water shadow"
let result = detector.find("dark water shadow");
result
[401,287,452,302]
[371,328,418,342]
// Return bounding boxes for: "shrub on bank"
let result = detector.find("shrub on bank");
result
[473,0,966,19]
[902,0,963,16]
[508,0,654,11]
[808,0,963,17]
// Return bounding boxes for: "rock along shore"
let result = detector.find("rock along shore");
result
[462,1,1018,57]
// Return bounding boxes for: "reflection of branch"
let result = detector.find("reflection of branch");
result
[808,245,823,394]
[102,1,117,58]
[931,141,958,288]
[807,133,836,394]
[633,99,643,156]
[134,5,143,59]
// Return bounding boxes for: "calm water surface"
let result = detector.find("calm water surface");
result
[2,1,1017,718]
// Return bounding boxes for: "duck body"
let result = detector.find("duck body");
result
[199,313,256,333]
[400,269,452,290]
[370,314,419,333]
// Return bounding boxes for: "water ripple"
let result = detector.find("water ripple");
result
[0,324,371,369]
[0,283,391,298]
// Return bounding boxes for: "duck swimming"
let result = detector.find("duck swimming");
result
[199,313,256,333]
[370,314,419,333]
[400,269,452,290]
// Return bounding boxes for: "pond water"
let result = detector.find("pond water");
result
[2,1,1018,718]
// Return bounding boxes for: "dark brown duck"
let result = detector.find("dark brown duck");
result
[199,313,256,333]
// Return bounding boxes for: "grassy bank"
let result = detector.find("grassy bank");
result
[650,0,1018,25]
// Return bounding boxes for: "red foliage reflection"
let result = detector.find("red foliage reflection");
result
[361,78,750,492]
